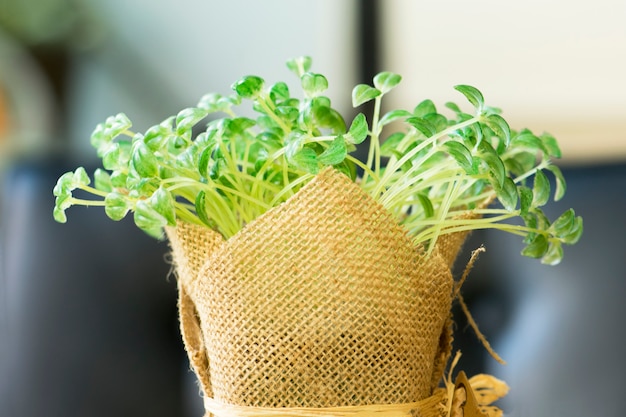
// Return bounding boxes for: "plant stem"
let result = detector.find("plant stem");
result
[361,96,383,186]
[78,184,109,198]
[256,94,292,134]
[426,176,463,254]
[69,197,106,207]
[412,217,550,247]
[374,115,482,197]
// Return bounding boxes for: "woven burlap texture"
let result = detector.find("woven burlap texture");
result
[167,167,473,410]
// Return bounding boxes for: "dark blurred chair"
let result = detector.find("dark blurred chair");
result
[1,157,202,416]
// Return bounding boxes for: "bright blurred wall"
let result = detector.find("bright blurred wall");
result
[381,0,626,165]
[67,0,358,158]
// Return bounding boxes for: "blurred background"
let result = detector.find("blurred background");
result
[0,0,624,416]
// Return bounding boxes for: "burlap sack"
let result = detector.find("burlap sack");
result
[167,167,476,412]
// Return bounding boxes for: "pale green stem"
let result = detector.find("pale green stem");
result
[77,184,109,198]
[426,177,463,255]
[413,220,552,248]
[361,96,382,186]
[270,173,314,206]
[256,94,292,135]
[374,115,482,197]
[69,197,106,207]
[512,159,551,184]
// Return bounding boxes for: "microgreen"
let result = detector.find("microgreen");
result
[54,57,582,264]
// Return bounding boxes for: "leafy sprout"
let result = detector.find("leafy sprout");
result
[53,56,582,264]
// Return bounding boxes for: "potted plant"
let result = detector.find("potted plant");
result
[53,56,581,416]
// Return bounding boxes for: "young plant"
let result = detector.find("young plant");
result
[53,56,582,265]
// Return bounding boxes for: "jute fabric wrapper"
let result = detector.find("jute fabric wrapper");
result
[167,167,474,411]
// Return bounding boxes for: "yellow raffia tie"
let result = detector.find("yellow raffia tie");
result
[444,352,509,417]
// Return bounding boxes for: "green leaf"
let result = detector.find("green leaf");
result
[232,75,264,99]
[483,113,511,145]
[133,200,167,238]
[443,141,474,174]
[413,99,437,117]
[512,132,547,153]
[504,152,537,177]
[56,168,88,194]
[110,113,132,133]
[424,113,448,133]
[522,212,538,243]
[194,190,214,228]
[52,172,74,196]
[311,99,346,133]
[454,85,484,111]
[406,117,436,137]
[286,56,312,77]
[462,122,484,148]
[445,102,462,114]
[289,147,319,174]
[110,171,128,188]
[197,93,239,113]
[176,107,208,134]
[94,169,113,192]
[373,71,402,94]
[549,208,576,236]
[496,177,518,211]
[90,124,107,152]
[521,234,549,258]
[285,130,308,160]
[546,165,567,201]
[380,132,406,157]
[104,192,129,221]
[102,144,122,171]
[224,117,256,135]
[269,82,290,103]
[533,207,551,230]
[334,159,357,181]
[89,114,132,156]
[560,216,583,245]
[301,72,328,96]
[480,141,506,188]
[379,109,411,127]
[55,193,72,211]
[131,143,159,178]
[417,194,434,218]
[53,205,68,223]
[98,113,132,143]
[143,127,167,151]
[346,113,369,144]
[197,92,221,111]
[275,105,299,125]
[352,84,381,107]
[532,170,550,206]
[541,242,564,265]
[297,98,315,129]
[319,135,347,165]
[127,176,160,197]
[519,186,533,216]
[73,167,91,187]
[540,132,562,158]
[150,187,176,226]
